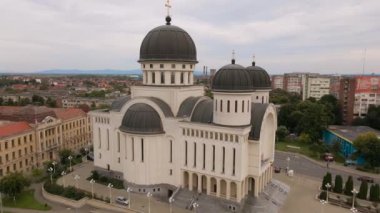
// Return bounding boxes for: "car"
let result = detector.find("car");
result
[115,196,129,206]
[344,160,356,166]
[357,176,374,183]
[274,167,281,173]
[323,153,334,162]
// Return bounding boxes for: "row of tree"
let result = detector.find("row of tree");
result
[0,95,57,107]
[321,172,380,201]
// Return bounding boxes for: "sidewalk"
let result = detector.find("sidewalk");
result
[276,150,379,179]
[56,161,190,213]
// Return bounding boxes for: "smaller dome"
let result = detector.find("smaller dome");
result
[212,60,253,92]
[120,103,164,134]
[246,62,271,90]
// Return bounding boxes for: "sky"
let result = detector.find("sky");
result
[0,0,379,74]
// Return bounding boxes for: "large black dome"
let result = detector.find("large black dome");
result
[246,62,271,90]
[139,16,197,63]
[120,103,164,134]
[211,61,254,92]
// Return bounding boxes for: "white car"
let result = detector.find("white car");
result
[115,196,129,206]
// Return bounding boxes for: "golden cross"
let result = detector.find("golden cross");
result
[165,0,172,16]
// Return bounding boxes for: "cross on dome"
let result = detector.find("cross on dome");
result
[165,0,172,16]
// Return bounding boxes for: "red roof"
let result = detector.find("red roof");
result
[0,122,32,138]
[53,108,86,121]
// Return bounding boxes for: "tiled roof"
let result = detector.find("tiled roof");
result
[0,121,32,138]
[53,108,86,121]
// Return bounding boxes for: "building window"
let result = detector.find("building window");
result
[107,129,110,151]
[227,100,230,112]
[220,100,223,112]
[212,145,215,171]
[215,99,218,111]
[169,140,173,163]
[150,64,153,68]
[262,97,264,103]
[132,137,135,161]
[117,132,120,153]
[235,101,238,113]
[141,138,144,162]
[152,72,156,84]
[232,148,236,175]
[160,64,164,68]
[247,100,250,111]
[171,72,175,84]
[98,128,101,148]
[185,141,188,166]
[193,142,196,167]
[182,64,186,69]
[190,65,193,69]
[242,100,245,112]
[170,169,173,175]
[161,72,165,84]
[180,72,184,84]
[171,64,176,68]
[203,144,206,169]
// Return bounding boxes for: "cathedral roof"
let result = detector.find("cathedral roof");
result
[190,99,213,123]
[110,96,131,112]
[139,16,197,63]
[177,96,204,118]
[249,103,269,140]
[246,62,271,90]
[120,103,164,135]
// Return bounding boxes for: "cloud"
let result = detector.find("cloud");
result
[0,0,379,74]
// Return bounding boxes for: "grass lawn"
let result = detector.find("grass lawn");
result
[275,140,345,164]
[2,189,51,211]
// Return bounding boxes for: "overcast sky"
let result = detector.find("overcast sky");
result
[0,0,379,74]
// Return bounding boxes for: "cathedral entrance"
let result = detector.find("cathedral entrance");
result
[248,177,255,196]
[183,171,189,188]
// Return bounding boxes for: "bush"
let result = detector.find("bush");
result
[322,172,332,190]
[334,175,343,193]
[44,182,64,195]
[99,176,108,183]
[358,181,369,200]
[370,184,380,202]
[344,176,354,196]
[91,170,100,180]
[319,191,327,200]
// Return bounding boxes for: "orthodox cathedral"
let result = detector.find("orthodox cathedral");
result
[90,13,277,210]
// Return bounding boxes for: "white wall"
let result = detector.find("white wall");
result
[213,92,252,126]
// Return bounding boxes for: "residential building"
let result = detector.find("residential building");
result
[271,75,284,90]
[302,75,331,100]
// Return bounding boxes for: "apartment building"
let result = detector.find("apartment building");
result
[302,76,331,100]
[0,106,91,177]
[271,75,284,90]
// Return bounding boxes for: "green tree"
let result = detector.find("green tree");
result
[298,133,312,144]
[369,184,380,202]
[344,176,354,196]
[330,140,341,154]
[59,149,74,165]
[353,132,380,168]
[321,172,332,190]
[0,173,30,198]
[319,94,342,125]
[276,126,289,142]
[333,175,343,193]
[19,97,31,106]
[32,94,45,105]
[358,181,368,200]
[45,97,57,108]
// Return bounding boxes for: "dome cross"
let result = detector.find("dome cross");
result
[165,0,172,16]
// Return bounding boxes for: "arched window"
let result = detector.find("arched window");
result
[247,100,250,111]
[152,72,155,84]
[235,100,238,113]
[161,72,165,84]
[180,72,184,84]
[220,100,223,112]
[242,100,245,112]
[227,100,230,112]
[171,72,175,84]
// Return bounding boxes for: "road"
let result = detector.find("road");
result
[274,151,380,187]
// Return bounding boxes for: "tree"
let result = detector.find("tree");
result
[319,94,342,125]
[344,176,354,196]
[321,172,332,190]
[353,132,380,168]
[357,181,368,200]
[369,184,380,202]
[298,133,312,144]
[333,175,343,193]
[330,140,341,154]
[59,149,74,165]
[276,126,289,142]
[19,97,31,106]
[32,94,45,105]
[46,97,57,108]
[0,173,30,198]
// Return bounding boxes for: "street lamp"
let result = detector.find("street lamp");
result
[107,183,113,204]
[351,188,358,212]
[286,156,290,171]
[74,174,80,189]
[169,197,175,213]
[61,171,66,187]
[320,200,327,213]
[147,192,152,213]
[192,202,199,213]
[68,155,73,172]
[52,161,57,173]
[325,183,331,203]
[90,179,95,198]
[84,148,89,162]
[127,187,132,209]
[48,167,54,184]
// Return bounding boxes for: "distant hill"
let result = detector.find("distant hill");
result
[36,69,142,75]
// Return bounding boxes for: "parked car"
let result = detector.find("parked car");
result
[115,196,129,206]
[357,176,374,183]
[323,153,334,162]
[344,160,356,166]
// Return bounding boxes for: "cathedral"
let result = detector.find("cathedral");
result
[90,13,277,209]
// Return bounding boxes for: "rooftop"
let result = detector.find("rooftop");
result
[0,121,32,139]
[327,125,380,142]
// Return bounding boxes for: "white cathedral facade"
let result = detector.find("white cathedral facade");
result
[90,15,277,205]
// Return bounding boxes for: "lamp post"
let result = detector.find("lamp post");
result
[286,156,290,171]
[90,179,95,198]
[107,183,113,204]
[192,202,199,213]
[127,187,132,209]
[84,148,89,162]
[169,197,174,213]
[320,200,327,213]
[52,161,57,173]
[61,171,66,187]
[48,167,54,184]
[68,155,73,172]
[325,183,331,203]
[147,192,152,213]
[74,174,80,189]
[351,188,358,212]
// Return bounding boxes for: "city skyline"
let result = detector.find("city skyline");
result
[1,0,380,74]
